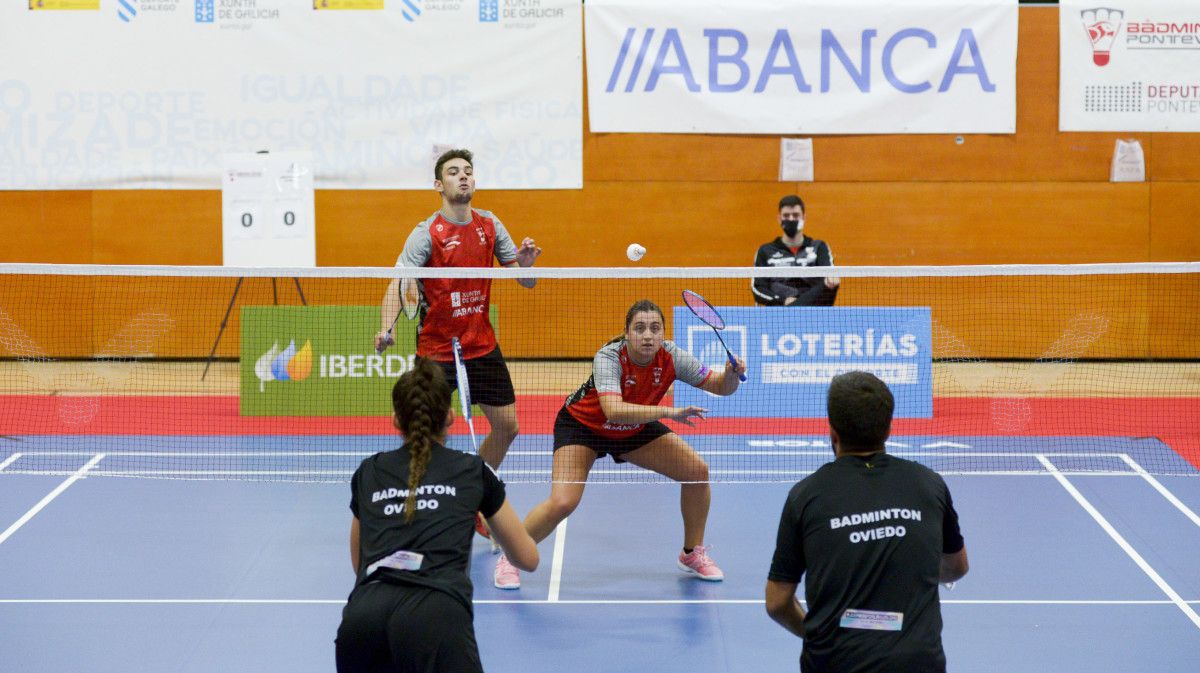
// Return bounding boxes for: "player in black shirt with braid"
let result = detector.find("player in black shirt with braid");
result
[335,358,538,673]
[766,371,969,673]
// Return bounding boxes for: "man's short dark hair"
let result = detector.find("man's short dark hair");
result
[435,148,473,181]
[778,194,805,213]
[827,371,894,450]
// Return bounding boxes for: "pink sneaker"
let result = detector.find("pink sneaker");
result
[677,545,724,581]
[493,553,521,590]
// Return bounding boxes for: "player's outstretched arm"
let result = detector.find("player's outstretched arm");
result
[488,499,540,572]
[376,278,401,351]
[599,396,708,427]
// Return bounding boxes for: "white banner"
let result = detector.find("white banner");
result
[0,1,581,189]
[585,0,1017,135]
[1060,1,1200,131]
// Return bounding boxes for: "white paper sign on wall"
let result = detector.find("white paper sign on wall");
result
[221,152,316,267]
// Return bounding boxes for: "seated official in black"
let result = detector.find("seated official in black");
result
[752,194,840,307]
[335,358,538,673]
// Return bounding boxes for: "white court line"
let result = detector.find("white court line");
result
[1036,454,1200,630]
[1119,454,1200,528]
[1,598,1198,606]
[0,454,104,547]
[547,518,569,603]
[0,453,22,472]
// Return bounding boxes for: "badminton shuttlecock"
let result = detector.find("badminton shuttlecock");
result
[626,243,646,262]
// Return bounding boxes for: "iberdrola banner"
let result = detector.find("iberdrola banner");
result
[240,306,406,416]
[1060,0,1200,131]
[240,305,494,416]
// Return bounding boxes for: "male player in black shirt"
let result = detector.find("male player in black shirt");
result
[766,371,969,673]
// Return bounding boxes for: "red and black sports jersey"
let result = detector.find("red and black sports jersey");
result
[396,209,518,361]
[564,338,711,439]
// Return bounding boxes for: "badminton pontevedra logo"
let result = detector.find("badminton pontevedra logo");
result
[254,340,314,392]
[1081,7,1125,66]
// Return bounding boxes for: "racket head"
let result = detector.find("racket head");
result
[399,277,420,320]
[681,290,726,330]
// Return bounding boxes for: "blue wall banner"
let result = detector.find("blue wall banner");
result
[672,307,933,418]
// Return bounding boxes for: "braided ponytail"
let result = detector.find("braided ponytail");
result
[392,358,452,522]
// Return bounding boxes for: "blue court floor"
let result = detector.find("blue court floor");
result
[1,434,1199,672]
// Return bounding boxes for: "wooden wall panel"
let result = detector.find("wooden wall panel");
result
[0,276,94,358]
[1148,274,1200,359]
[1150,134,1200,181]
[584,133,779,183]
[316,190,433,266]
[798,182,1151,264]
[0,191,92,263]
[1150,184,1200,261]
[91,191,221,265]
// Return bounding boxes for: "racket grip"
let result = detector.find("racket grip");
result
[727,353,747,382]
[375,329,393,354]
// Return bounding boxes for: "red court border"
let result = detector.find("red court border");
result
[1,395,1197,470]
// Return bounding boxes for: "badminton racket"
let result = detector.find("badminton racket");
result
[451,337,479,453]
[377,277,421,354]
[681,290,747,382]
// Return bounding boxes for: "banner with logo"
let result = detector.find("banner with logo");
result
[240,305,493,416]
[1060,1,1200,131]
[585,0,1017,134]
[672,307,932,418]
[0,1,581,189]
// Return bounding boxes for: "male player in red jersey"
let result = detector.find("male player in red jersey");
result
[492,299,746,589]
[375,148,541,475]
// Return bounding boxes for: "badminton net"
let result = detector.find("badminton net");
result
[0,262,1196,482]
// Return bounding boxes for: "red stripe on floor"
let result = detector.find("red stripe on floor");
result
[1,395,1197,470]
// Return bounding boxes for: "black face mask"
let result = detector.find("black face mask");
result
[781,220,802,238]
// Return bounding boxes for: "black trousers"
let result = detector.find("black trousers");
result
[336,581,482,673]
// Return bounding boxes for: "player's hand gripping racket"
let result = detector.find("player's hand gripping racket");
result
[450,337,479,453]
[681,290,747,382]
[377,278,420,354]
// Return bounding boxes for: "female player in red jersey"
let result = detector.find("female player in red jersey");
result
[493,299,746,589]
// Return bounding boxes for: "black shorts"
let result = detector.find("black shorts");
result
[552,406,672,463]
[435,346,517,408]
[336,581,481,673]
